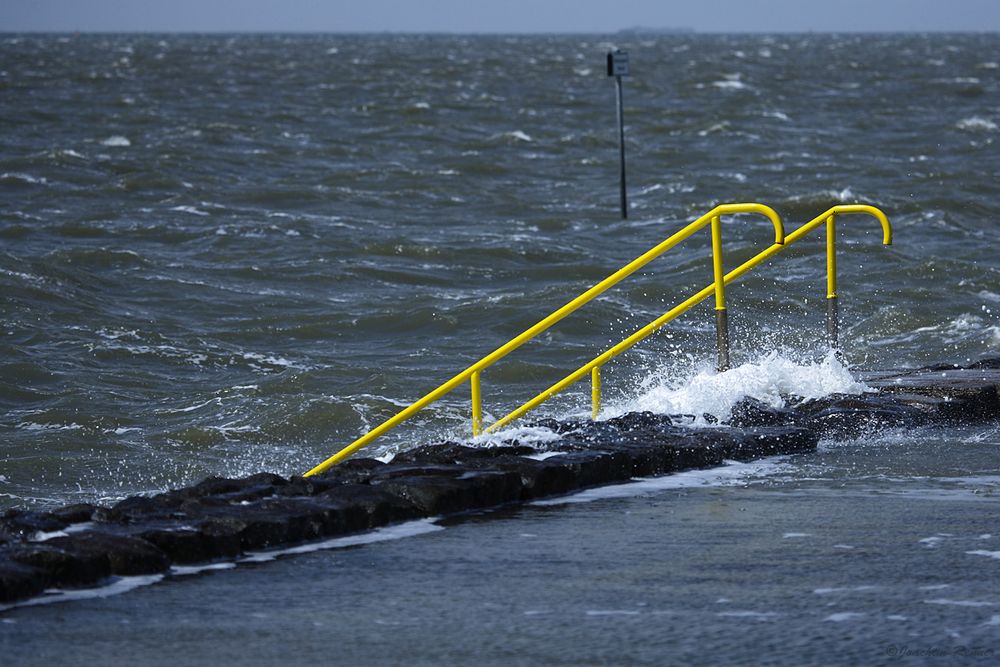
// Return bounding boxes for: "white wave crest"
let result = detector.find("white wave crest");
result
[603,351,868,423]
[470,424,562,448]
[1,172,47,185]
[493,130,532,143]
[170,205,209,216]
[100,135,132,147]
[956,117,997,132]
[713,79,749,90]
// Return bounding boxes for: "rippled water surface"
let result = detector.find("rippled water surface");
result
[2,32,999,508]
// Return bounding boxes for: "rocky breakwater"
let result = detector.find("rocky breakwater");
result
[2,359,999,606]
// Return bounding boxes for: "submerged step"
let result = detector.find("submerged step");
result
[2,358,999,607]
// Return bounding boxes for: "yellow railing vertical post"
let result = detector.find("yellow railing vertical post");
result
[471,370,483,436]
[591,365,601,420]
[825,214,839,348]
[825,214,837,298]
[710,215,731,371]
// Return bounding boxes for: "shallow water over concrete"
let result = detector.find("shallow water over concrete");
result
[2,425,998,666]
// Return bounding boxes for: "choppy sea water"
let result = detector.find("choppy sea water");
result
[2,32,999,504]
[1,33,999,660]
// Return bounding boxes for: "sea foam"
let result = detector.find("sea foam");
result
[603,351,867,423]
[100,135,132,146]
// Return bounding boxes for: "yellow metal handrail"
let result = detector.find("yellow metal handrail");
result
[306,203,890,474]
[484,204,891,431]
[304,203,784,476]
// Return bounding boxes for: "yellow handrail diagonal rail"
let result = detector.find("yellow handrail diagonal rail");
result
[485,204,891,431]
[304,203,784,476]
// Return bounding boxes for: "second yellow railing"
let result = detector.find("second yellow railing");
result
[484,204,890,433]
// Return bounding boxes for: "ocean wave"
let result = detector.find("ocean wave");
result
[0,172,47,185]
[712,79,750,91]
[490,130,533,143]
[100,135,131,147]
[774,188,861,220]
[603,351,867,424]
[956,116,997,132]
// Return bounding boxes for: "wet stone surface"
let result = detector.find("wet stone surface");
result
[1,359,998,605]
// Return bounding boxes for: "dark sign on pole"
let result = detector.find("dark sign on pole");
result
[607,49,630,77]
[607,50,629,219]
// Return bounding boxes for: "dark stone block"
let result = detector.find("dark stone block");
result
[540,450,632,488]
[308,457,385,485]
[193,518,245,559]
[867,370,1000,421]
[101,494,194,525]
[51,503,99,524]
[184,506,298,552]
[5,543,110,587]
[369,462,470,481]
[517,461,579,498]
[229,513,294,551]
[335,457,386,473]
[392,442,535,465]
[119,474,291,516]
[920,362,962,372]
[208,483,286,505]
[587,441,678,477]
[793,394,878,414]
[138,528,218,565]
[277,474,351,498]
[232,497,348,547]
[722,427,818,460]
[604,411,675,431]
[459,455,580,500]
[553,421,629,448]
[372,470,523,516]
[0,510,68,539]
[44,532,170,576]
[315,484,425,531]
[812,408,920,436]
[795,394,928,437]
[0,561,50,603]
[185,473,288,500]
[664,434,729,470]
[102,496,177,524]
[873,391,991,424]
[935,387,1000,422]
[526,417,587,435]
[727,397,800,428]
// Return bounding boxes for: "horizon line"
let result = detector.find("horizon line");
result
[3,28,1000,35]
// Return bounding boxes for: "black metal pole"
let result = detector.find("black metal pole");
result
[615,75,627,219]
[826,296,839,350]
[715,308,731,372]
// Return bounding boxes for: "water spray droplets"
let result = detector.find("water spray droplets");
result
[603,351,867,424]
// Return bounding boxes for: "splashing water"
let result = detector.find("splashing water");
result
[603,351,869,423]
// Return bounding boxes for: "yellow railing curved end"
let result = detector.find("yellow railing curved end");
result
[825,204,892,245]
[708,202,785,245]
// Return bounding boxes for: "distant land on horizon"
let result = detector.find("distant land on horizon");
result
[617,26,696,34]
[6,26,1000,36]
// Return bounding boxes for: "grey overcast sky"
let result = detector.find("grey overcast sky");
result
[2,0,1000,33]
